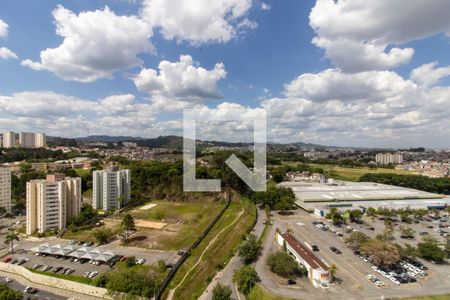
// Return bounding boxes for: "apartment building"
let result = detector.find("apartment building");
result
[92,166,131,211]
[0,167,11,214]
[35,133,47,148]
[19,132,36,148]
[1,131,46,148]
[26,174,82,235]
[375,152,403,165]
[2,131,16,148]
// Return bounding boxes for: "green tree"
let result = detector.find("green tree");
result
[233,265,258,295]
[349,210,362,223]
[212,283,232,300]
[328,264,337,282]
[345,231,370,251]
[238,234,262,264]
[417,236,446,263]
[376,227,395,241]
[121,214,136,243]
[366,207,377,217]
[4,230,19,254]
[266,251,299,278]
[93,228,112,245]
[103,267,159,297]
[0,283,23,300]
[361,239,400,267]
[400,226,415,239]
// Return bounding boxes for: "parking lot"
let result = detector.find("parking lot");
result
[1,240,179,282]
[265,209,450,299]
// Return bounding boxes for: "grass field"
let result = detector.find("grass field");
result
[62,220,121,243]
[124,200,225,251]
[307,163,415,181]
[167,197,256,300]
[29,268,93,285]
[247,284,294,300]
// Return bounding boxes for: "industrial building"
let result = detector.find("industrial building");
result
[276,231,330,288]
[279,180,448,212]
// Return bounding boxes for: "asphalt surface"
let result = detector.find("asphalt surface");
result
[0,275,67,300]
[254,209,450,300]
[199,207,266,300]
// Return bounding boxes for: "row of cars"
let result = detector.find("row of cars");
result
[32,263,76,275]
[312,221,344,237]
[3,256,28,265]
[355,250,428,285]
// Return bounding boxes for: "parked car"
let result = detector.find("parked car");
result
[312,245,319,251]
[287,279,296,285]
[3,277,13,283]
[23,287,38,294]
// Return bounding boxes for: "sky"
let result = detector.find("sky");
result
[0,0,449,148]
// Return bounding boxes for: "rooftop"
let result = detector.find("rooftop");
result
[281,232,328,270]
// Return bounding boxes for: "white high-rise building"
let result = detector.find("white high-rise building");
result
[375,152,403,165]
[19,132,36,148]
[2,131,16,148]
[35,133,46,148]
[92,166,131,211]
[0,168,11,214]
[26,174,82,235]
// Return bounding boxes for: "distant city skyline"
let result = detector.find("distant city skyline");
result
[1,1,450,148]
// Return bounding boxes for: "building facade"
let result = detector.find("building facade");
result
[35,133,46,148]
[0,167,11,214]
[19,132,36,148]
[276,231,330,288]
[375,152,403,165]
[92,166,131,211]
[26,174,82,235]
[2,131,16,148]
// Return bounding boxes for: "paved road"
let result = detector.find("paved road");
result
[1,275,67,300]
[199,207,266,300]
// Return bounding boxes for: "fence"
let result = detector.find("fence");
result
[155,193,232,300]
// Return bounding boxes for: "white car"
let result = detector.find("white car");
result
[389,277,400,285]
[379,271,388,278]
[375,280,385,287]
[3,277,13,283]
[367,274,376,280]
[407,271,416,277]
[371,266,379,272]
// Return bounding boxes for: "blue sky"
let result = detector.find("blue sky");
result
[0,0,449,148]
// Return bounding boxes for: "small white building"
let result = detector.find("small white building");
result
[276,232,330,288]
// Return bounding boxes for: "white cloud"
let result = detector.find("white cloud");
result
[261,3,271,10]
[0,47,18,59]
[284,68,416,102]
[309,0,450,72]
[134,55,226,101]
[411,62,450,87]
[22,5,154,82]
[0,19,8,38]
[140,0,255,44]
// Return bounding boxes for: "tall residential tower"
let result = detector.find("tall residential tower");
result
[26,174,82,235]
[92,166,131,211]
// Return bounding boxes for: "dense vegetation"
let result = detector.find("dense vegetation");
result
[360,173,450,194]
[0,148,75,163]
[95,264,164,298]
[250,186,296,211]
[266,251,302,278]
[0,283,22,300]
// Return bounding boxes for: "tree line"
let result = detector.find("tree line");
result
[360,173,450,194]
